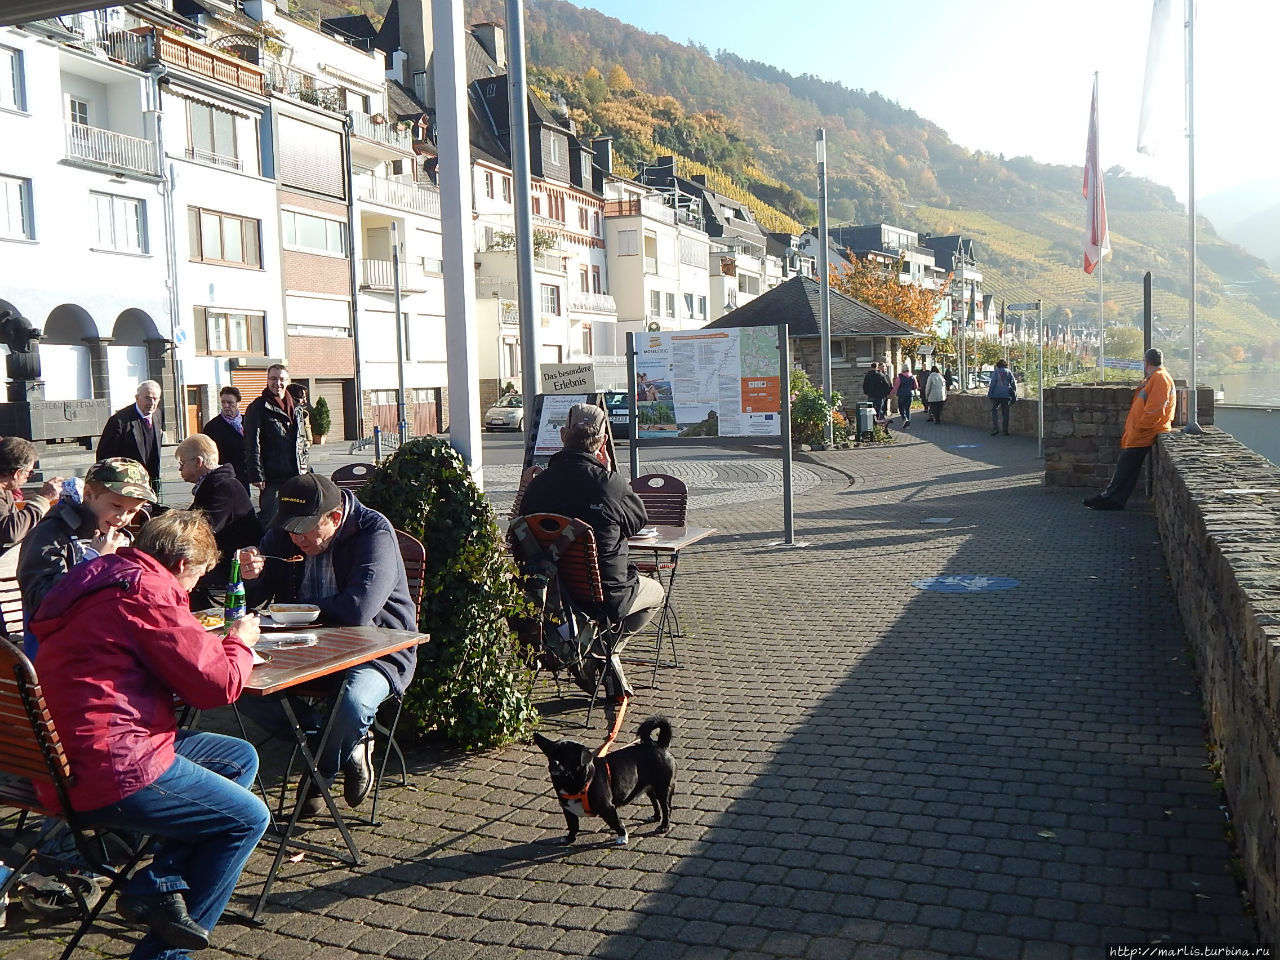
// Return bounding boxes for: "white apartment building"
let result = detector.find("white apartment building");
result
[1,13,173,420]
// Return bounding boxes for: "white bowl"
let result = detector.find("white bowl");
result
[267,604,321,626]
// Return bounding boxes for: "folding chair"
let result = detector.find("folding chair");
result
[508,513,629,727]
[630,474,689,680]
[272,528,424,827]
[331,463,377,494]
[0,639,153,959]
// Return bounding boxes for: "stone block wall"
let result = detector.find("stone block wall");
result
[1153,429,1280,941]
[921,392,1040,436]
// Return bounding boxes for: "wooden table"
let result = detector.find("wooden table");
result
[239,625,427,919]
[627,526,716,684]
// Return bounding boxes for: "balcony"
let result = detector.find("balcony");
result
[535,252,566,275]
[602,198,675,225]
[64,122,159,177]
[359,258,432,293]
[155,29,264,96]
[69,23,150,67]
[355,175,440,217]
[498,299,519,326]
[348,111,412,152]
[568,292,617,315]
[263,60,342,112]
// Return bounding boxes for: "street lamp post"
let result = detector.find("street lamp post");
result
[816,128,832,444]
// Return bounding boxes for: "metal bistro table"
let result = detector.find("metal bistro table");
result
[239,625,427,919]
[627,525,716,684]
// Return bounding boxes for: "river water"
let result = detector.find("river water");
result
[1214,371,1280,407]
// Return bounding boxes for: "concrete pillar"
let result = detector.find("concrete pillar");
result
[82,336,112,401]
[144,337,176,437]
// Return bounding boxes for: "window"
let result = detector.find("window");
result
[579,266,589,293]
[501,176,511,202]
[578,207,588,230]
[2,46,26,111]
[187,100,239,168]
[531,196,540,216]
[547,137,560,166]
[649,290,661,317]
[188,207,259,266]
[281,209,346,257]
[484,170,494,199]
[617,229,638,256]
[91,192,146,253]
[0,175,32,240]
[592,210,601,236]
[540,283,560,316]
[697,295,707,319]
[67,96,89,126]
[194,307,265,355]
[683,293,695,319]
[581,323,592,357]
[679,235,705,266]
[591,266,601,294]
[277,115,343,197]
[665,292,675,318]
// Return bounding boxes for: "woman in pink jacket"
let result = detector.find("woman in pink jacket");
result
[32,510,268,959]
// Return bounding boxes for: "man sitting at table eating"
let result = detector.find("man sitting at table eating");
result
[519,402,665,701]
[32,510,268,955]
[238,473,417,818]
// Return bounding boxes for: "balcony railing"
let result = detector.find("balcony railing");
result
[64,123,159,176]
[185,146,241,171]
[347,111,412,151]
[498,299,519,325]
[359,258,433,293]
[535,252,566,275]
[264,60,342,112]
[602,198,675,224]
[568,292,617,315]
[155,29,264,96]
[355,175,440,217]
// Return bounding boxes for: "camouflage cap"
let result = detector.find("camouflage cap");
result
[85,458,157,503]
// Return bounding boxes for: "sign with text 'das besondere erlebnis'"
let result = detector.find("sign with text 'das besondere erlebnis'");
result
[634,328,782,439]
[539,362,597,394]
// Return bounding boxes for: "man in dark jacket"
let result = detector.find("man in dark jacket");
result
[201,386,248,488]
[238,473,416,817]
[96,380,162,491]
[242,364,308,524]
[519,403,664,699]
[176,433,262,607]
[862,363,893,419]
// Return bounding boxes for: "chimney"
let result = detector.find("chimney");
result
[400,0,435,107]
[471,21,506,70]
[591,136,613,174]
[243,0,276,21]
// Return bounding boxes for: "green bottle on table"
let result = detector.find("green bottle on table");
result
[224,556,247,629]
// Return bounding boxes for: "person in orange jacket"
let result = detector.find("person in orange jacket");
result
[1084,348,1176,511]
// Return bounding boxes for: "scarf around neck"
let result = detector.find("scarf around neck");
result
[264,387,295,419]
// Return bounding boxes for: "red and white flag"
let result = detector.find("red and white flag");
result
[1083,75,1110,275]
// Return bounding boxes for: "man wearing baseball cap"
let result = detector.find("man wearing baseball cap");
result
[237,473,416,817]
[17,457,156,657]
[519,402,665,703]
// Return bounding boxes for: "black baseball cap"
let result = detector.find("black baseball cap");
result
[275,473,342,533]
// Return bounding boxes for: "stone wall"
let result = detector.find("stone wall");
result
[922,392,1040,436]
[1153,429,1280,941]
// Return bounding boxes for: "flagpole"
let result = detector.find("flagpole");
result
[1183,0,1201,432]
[1096,72,1105,383]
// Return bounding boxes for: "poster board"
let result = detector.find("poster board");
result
[521,392,617,472]
[633,328,783,439]
[539,362,597,394]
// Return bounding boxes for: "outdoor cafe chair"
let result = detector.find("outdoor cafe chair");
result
[0,577,23,642]
[0,638,155,959]
[331,463,376,494]
[630,473,689,674]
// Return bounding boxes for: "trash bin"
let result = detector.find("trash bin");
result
[856,402,876,434]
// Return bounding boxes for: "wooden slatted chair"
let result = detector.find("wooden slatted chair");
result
[0,577,23,643]
[330,463,377,494]
[0,639,153,958]
[630,474,689,680]
[509,513,629,726]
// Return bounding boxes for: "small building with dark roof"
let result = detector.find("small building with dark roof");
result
[704,275,923,401]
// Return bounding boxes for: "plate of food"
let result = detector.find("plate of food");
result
[198,610,225,631]
[265,604,321,627]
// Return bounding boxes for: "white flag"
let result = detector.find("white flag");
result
[1137,0,1180,156]
[1083,76,1110,275]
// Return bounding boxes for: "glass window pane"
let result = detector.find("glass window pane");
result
[212,108,236,159]
[207,312,226,352]
[326,218,345,254]
[281,211,295,246]
[298,214,326,250]
[229,313,248,350]
[91,193,112,247]
[190,102,212,155]
[200,211,222,260]
[244,220,259,267]
[222,215,243,262]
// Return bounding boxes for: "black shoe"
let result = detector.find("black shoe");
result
[1088,500,1124,511]
[1082,495,1103,507]
[343,732,375,808]
[991,429,999,436]
[117,891,210,951]
[295,779,327,820]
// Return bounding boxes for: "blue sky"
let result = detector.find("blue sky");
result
[575,0,1278,203]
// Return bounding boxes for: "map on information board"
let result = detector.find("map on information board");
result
[634,328,781,439]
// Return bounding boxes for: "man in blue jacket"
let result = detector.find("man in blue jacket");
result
[238,473,416,817]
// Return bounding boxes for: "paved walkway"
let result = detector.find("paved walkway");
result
[3,421,1257,959]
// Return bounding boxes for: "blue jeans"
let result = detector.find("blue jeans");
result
[80,731,269,960]
[237,664,390,780]
[896,392,912,421]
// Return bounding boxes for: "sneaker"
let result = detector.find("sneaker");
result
[117,891,209,951]
[343,732,375,808]
[902,420,910,429]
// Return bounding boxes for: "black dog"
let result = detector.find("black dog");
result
[533,717,676,846]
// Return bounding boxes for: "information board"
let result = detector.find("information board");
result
[633,328,782,439]
[521,393,617,473]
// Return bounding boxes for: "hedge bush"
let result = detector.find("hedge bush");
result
[356,437,536,749]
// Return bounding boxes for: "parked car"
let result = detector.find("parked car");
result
[604,391,631,440]
[484,394,524,431]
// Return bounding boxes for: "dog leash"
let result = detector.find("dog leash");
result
[596,694,629,757]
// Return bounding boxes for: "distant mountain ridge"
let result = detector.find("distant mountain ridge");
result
[1201,180,1280,270]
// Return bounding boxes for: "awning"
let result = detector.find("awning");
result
[168,88,255,119]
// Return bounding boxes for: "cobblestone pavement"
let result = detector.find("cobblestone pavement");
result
[3,422,1257,959]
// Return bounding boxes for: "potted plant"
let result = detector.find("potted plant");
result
[311,396,331,445]
[371,112,386,125]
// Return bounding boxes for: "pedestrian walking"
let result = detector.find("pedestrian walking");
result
[863,363,893,420]
[1084,348,1176,511]
[243,363,309,526]
[892,364,917,428]
[924,366,947,423]
[96,380,162,492]
[202,386,248,489]
[987,358,1017,436]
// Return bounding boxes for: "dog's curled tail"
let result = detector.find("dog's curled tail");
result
[637,716,673,748]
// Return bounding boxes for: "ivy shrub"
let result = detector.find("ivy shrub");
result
[356,437,536,750]
[790,369,841,446]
